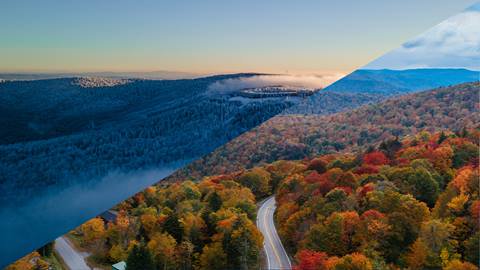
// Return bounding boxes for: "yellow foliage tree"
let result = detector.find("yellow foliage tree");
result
[447,194,469,214]
[81,217,106,246]
[147,232,177,269]
[331,253,372,270]
[406,239,428,270]
[443,259,478,270]
[199,242,227,270]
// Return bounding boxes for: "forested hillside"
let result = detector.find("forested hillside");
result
[173,82,479,181]
[0,74,258,144]
[7,80,479,269]
[274,130,479,269]
[19,129,477,270]
[0,74,296,204]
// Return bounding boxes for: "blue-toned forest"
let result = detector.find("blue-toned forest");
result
[0,74,298,204]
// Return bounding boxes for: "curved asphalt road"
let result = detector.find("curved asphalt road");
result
[257,196,292,270]
[54,236,94,270]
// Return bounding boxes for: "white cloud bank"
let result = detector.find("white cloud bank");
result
[208,74,345,93]
[365,4,480,70]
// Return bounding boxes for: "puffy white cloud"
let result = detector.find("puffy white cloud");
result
[365,5,480,70]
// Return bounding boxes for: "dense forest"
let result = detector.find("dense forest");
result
[71,174,264,270]
[173,82,479,181]
[274,130,479,269]
[3,75,479,269]
[11,128,478,270]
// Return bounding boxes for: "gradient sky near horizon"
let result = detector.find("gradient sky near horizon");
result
[0,0,477,74]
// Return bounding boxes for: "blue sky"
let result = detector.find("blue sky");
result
[365,2,480,70]
[0,0,477,74]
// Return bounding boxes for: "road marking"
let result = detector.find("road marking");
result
[259,196,291,269]
[257,203,271,270]
[264,202,283,267]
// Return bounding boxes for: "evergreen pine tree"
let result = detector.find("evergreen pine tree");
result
[126,244,155,270]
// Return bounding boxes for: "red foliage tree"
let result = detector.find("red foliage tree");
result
[305,171,323,184]
[470,200,480,228]
[363,151,389,166]
[358,183,375,198]
[361,209,385,221]
[307,158,328,173]
[354,165,379,175]
[294,249,329,270]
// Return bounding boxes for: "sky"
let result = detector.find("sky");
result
[365,2,480,70]
[0,0,477,74]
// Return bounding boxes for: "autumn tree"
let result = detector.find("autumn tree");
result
[304,211,360,256]
[176,240,194,270]
[5,252,49,270]
[443,259,478,270]
[294,249,329,270]
[331,253,372,270]
[406,239,429,270]
[81,217,106,253]
[218,212,263,269]
[307,158,328,173]
[198,242,227,270]
[147,232,178,270]
[363,151,389,166]
[237,167,272,198]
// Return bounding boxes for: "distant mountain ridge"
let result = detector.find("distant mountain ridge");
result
[286,68,479,114]
[326,68,479,94]
[0,70,202,81]
[0,73,262,145]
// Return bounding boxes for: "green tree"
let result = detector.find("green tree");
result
[37,242,54,257]
[126,244,155,270]
[208,191,222,212]
[452,142,478,168]
[464,232,480,265]
[407,168,440,207]
[220,213,263,269]
[437,131,447,144]
[164,214,183,242]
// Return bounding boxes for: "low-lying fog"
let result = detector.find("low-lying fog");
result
[0,165,182,267]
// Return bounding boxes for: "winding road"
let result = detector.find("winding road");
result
[54,236,95,270]
[257,196,292,270]
[54,197,289,270]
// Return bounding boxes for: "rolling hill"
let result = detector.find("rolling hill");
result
[173,81,479,181]
[0,73,304,203]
